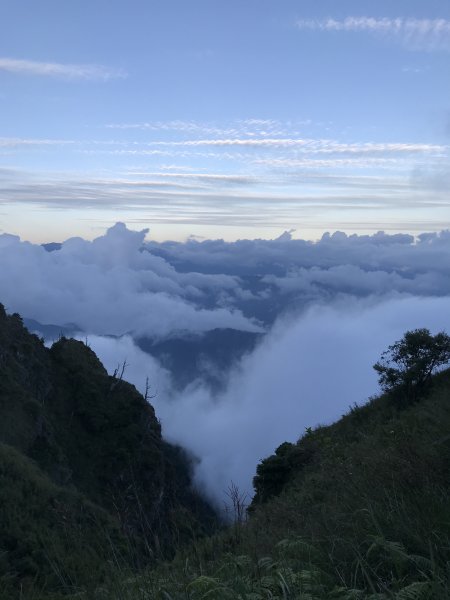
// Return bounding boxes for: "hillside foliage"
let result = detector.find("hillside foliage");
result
[373,328,450,403]
[135,366,450,599]
[0,305,215,597]
[1,307,450,599]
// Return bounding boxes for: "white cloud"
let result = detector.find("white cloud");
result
[296,17,450,51]
[0,137,75,148]
[0,57,126,80]
[130,137,446,155]
[123,172,256,185]
[254,157,403,169]
[2,223,450,506]
[105,118,289,138]
[1,166,448,232]
[147,229,450,286]
[0,223,260,338]
[90,296,450,507]
[314,142,445,155]
[182,295,450,504]
[147,138,313,148]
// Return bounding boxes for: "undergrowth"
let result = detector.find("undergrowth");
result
[2,310,450,599]
[15,369,449,599]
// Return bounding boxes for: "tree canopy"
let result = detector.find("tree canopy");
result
[373,328,450,401]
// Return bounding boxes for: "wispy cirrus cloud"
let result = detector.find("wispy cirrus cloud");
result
[2,135,444,156]
[0,137,75,148]
[126,138,446,156]
[313,142,446,155]
[150,138,311,148]
[126,172,256,185]
[105,138,444,154]
[1,165,448,236]
[296,17,450,51]
[0,167,445,207]
[105,118,288,137]
[0,57,126,80]
[254,157,405,170]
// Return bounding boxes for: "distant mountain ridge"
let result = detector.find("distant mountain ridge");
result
[23,315,263,391]
[137,327,262,390]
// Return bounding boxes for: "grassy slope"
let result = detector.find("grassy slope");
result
[0,443,126,599]
[123,369,450,600]
[3,301,449,598]
[0,307,215,597]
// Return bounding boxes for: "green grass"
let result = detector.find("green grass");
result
[90,370,450,600]
[2,304,450,598]
[0,442,130,598]
[0,307,216,597]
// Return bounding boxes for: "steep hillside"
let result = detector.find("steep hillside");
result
[0,305,215,596]
[3,306,450,599]
[0,442,126,596]
[128,362,450,599]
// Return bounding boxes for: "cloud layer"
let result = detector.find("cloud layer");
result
[2,223,450,507]
[147,229,450,289]
[89,295,450,507]
[0,223,259,338]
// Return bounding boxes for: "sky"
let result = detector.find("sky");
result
[1,0,449,243]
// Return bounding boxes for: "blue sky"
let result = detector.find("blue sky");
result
[1,0,449,242]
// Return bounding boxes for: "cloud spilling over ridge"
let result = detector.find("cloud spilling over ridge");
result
[0,223,259,338]
[89,295,450,507]
[2,222,450,506]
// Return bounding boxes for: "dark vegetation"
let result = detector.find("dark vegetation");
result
[1,307,450,599]
[373,328,450,404]
[0,305,215,597]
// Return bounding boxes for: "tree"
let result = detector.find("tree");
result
[373,328,450,402]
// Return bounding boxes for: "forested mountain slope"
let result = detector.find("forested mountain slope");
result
[0,305,214,597]
[136,350,450,599]
[2,304,450,599]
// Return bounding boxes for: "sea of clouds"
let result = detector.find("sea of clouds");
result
[1,222,450,508]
